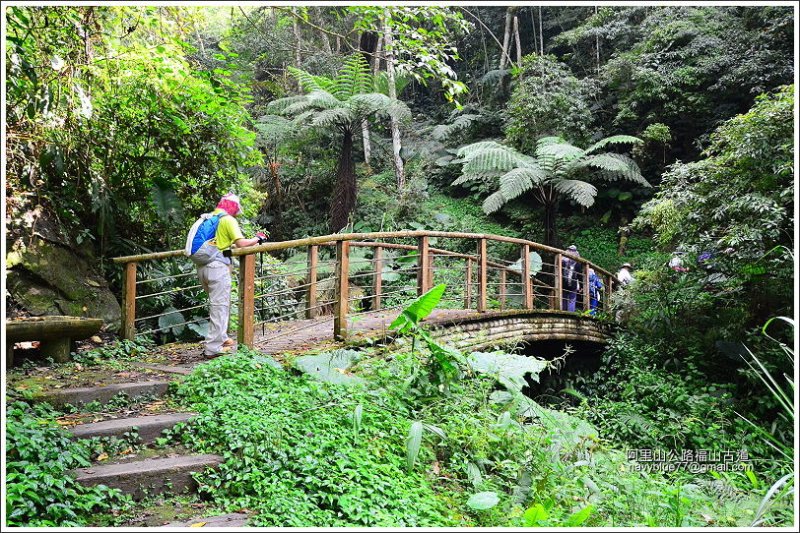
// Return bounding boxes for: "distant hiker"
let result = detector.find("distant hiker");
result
[561,245,581,312]
[185,193,267,357]
[588,267,604,315]
[616,262,634,286]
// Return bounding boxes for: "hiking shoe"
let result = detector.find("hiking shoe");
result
[222,338,236,347]
[204,346,232,359]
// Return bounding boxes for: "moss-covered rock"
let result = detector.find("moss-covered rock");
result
[6,202,121,330]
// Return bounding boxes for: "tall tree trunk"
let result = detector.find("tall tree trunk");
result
[513,15,522,66]
[543,200,560,248]
[383,12,405,190]
[594,6,600,75]
[538,7,544,55]
[316,7,333,54]
[530,7,538,54]
[361,119,371,169]
[372,33,383,75]
[499,7,515,69]
[292,8,302,69]
[330,129,356,232]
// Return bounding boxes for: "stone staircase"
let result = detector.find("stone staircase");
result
[27,373,245,525]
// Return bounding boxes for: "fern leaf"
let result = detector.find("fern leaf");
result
[553,179,597,207]
[333,54,372,100]
[482,190,508,214]
[537,142,585,160]
[584,135,643,154]
[307,90,341,109]
[498,167,547,201]
[577,153,650,185]
[432,114,481,141]
[287,66,326,93]
[266,95,308,114]
[311,108,353,128]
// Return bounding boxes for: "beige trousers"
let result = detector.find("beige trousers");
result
[198,261,232,355]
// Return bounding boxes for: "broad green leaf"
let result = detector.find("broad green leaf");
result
[292,349,363,385]
[466,491,499,510]
[467,351,548,391]
[406,421,423,471]
[158,307,185,336]
[389,283,447,331]
[523,503,549,525]
[565,504,594,526]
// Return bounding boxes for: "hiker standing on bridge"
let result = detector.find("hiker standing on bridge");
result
[561,245,581,312]
[185,193,267,358]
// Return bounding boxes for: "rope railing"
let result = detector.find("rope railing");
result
[113,231,618,346]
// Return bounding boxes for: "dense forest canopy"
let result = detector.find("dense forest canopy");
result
[3,3,796,529]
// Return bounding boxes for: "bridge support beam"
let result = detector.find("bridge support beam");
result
[464,258,472,309]
[372,246,382,311]
[334,240,350,340]
[238,254,255,347]
[555,253,563,312]
[121,262,138,340]
[521,244,532,310]
[306,245,318,319]
[583,262,591,312]
[477,238,487,312]
[417,236,431,295]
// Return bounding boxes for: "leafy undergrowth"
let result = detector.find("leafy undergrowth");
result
[171,344,771,527]
[5,401,131,526]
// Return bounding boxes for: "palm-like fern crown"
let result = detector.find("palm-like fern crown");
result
[265,54,411,131]
[454,135,650,214]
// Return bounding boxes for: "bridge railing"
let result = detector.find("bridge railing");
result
[112,231,618,347]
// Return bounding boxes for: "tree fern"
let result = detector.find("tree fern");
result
[584,134,642,154]
[432,113,481,141]
[452,134,648,246]
[333,54,372,100]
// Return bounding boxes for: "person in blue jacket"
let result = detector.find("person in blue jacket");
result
[588,267,604,315]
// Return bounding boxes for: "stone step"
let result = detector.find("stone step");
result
[165,513,250,527]
[68,413,196,444]
[130,362,195,376]
[73,454,222,501]
[35,380,172,408]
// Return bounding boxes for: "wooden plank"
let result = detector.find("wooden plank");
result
[464,258,473,309]
[306,245,318,319]
[372,246,382,311]
[417,236,430,295]
[121,262,137,340]
[333,240,350,340]
[477,238,487,312]
[499,269,506,310]
[237,254,255,347]
[521,244,533,310]
[583,262,591,312]
[555,253,563,312]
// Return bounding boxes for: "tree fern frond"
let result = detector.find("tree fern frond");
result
[482,190,508,214]
[577,153,650,185]
[288,66,328,93]
[553,179,598,207]
[432,114,481,141]
[537,142,585,160]
[584,135,643,154]
[282,99,319,116]
[333,54,372,100]
[307,90,341,109]
[498,167,547,201]
[536,136,566,149]
[266,95,308,114]
[255,115,295,145]
[452,171,500,186]
[311,108,354,128]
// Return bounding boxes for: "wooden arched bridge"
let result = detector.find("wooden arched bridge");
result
[113,232,617,353]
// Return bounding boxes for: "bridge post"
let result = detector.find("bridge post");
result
[417,236,431,295]
[306,245,318,318]
[121,262,137,340]
[333,240,350,340]
[583,262,591,312]
[464,258,472,309]
[555,253,563,311]
[372,246,382,311]
[499,269,506,310]
[521,244,533,310]
[238,254,255,347]
[477,238,487,312]
[605,275,613,313]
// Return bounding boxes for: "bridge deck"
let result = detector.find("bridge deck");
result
[253,309,472,354]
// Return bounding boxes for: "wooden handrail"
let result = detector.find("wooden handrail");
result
[112,230,618,280]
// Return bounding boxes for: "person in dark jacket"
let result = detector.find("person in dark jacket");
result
[561,245,580,312]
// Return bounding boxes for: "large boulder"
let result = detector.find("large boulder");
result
[6,199,121,331]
